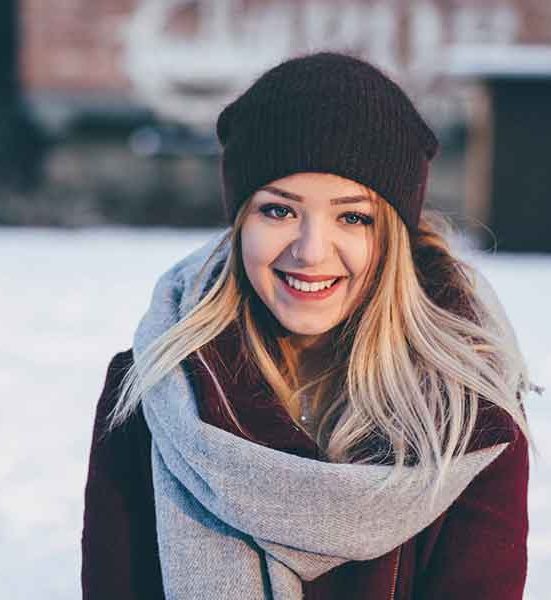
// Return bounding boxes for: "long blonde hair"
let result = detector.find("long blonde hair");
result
[107,189,535,501]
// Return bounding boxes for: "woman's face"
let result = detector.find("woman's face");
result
[241,172,378,348]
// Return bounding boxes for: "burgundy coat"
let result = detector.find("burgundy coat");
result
[81,340,529,600]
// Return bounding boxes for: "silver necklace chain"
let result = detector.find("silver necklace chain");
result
[299,392,312,424]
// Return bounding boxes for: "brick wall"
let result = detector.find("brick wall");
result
[20,0,136,93]
[512,0,551,44]
[18,0,551,96]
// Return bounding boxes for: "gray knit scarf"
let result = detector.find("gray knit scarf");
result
[133,229,509,600]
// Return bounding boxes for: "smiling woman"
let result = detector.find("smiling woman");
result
[241,173,378,340]
[82,52,538,600]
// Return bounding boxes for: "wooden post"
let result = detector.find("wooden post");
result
[485,76,551,252]
[0,0,46,191]
[0,0,18,103]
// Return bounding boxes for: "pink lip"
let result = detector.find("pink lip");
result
[275,269,345,283]
[275,271,344,301]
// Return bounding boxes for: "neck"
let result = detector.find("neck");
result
[291,330,331,354]
[291,332,335,387]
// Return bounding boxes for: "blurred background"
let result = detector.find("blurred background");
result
[1,1,549,598]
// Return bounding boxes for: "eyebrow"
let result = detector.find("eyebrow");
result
[258,185,372,206]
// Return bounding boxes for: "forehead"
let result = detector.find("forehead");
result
[254,172,374,205]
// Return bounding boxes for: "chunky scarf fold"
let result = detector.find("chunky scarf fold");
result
[133,229,510,600]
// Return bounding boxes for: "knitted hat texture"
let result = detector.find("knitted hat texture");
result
[216,51,439,230]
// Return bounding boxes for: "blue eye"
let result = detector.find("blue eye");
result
[259,204,294,219]
[341,212,374,226]
[258,203,374,226]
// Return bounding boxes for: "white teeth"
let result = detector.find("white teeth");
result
[283,274,337,292]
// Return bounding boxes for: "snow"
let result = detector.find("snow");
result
[1,226,549,599]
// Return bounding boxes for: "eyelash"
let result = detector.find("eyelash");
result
[259,203,374,226]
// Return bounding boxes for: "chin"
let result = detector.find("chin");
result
[276,315,334,337]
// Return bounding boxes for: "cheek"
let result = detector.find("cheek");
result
[344,233,376,280]
[240,221,281,285]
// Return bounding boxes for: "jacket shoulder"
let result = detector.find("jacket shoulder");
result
[89,348,152,485]
[82,349,162,599]
[94,349,136,441]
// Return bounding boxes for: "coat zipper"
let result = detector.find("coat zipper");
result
[389,545,401,600]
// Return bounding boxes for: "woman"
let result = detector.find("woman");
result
[81,52,539,600]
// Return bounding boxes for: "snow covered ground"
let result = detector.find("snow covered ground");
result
[1,226,549,599]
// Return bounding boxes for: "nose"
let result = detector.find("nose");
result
[290,222,331,265]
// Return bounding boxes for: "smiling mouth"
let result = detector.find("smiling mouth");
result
[273,269,344,291]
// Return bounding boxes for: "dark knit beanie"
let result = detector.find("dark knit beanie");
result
[216,51,439,231]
